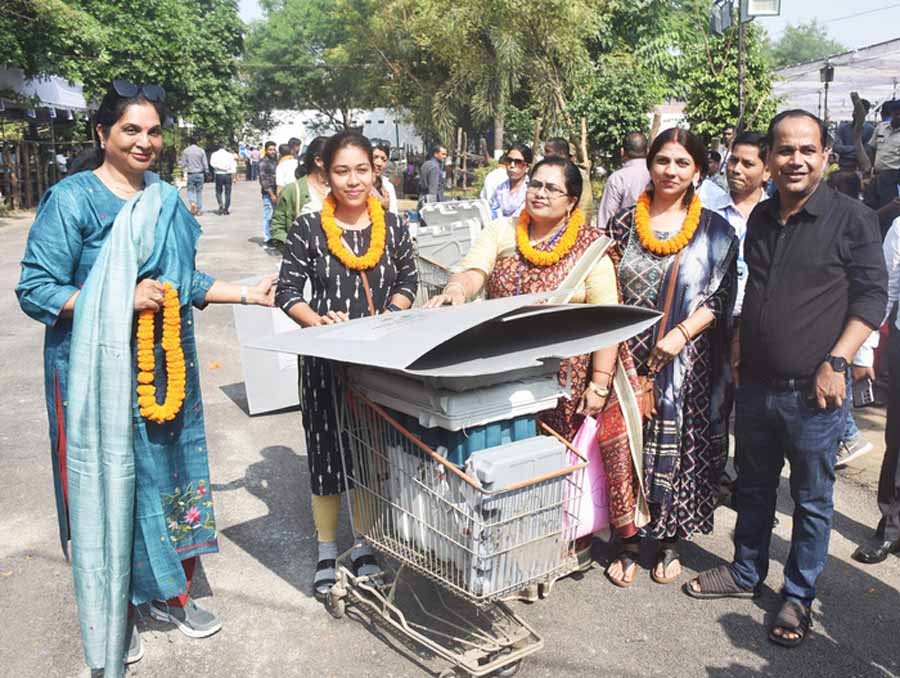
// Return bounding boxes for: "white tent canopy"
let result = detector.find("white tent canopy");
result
[774,38,900,124]
[0,68,90,112]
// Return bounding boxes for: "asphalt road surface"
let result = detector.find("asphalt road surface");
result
[1,180,898,678]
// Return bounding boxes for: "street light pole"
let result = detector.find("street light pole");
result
[738,15,746,132]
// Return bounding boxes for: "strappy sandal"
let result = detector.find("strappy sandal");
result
[651,545,681,584]
[605,545,640,588]
[313,558,336,599]
[683,564,760,599]
[769,600,812,648]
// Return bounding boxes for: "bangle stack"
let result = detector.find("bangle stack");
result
[675,322,692,343]
[588,381,610,398]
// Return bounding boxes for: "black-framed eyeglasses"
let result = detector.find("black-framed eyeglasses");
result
[526,180,569,199]
[112,79,166,103]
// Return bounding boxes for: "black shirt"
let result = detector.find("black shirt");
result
[741,182,887,380]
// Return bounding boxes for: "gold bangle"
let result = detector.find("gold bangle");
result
[675,322,691,343]
[588,381,610,398]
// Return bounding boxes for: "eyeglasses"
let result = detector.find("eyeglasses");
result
[507,158,528,168]
[111,79,166,103]
[526,180,569,199]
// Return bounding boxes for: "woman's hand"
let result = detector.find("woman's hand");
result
[134,278,166,312]
[424,283,466,308]
[576,387,608,418]
[249,274,278,307]
[647,330,688,373]
[371,187,390,210]
[319,310,350,325]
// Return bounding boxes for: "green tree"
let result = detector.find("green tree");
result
[244,0,378,132]
[1,1,246,142]
[767,19,846,68]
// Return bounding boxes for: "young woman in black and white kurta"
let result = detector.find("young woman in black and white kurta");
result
[275,131,417,598]
[277,209,417,494]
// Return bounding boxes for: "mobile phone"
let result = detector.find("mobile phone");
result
[852,378,875,408]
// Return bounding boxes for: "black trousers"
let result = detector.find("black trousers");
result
[878,325,900,541]
[215,173,232,211]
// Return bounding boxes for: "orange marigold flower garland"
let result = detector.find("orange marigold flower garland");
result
[633,190,702,256]
[136,282,186,424]
[516,208,584,267]
[320,193,386,270]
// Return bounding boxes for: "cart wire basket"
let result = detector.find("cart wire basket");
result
[327,374,587,676]
[414,252,451,306]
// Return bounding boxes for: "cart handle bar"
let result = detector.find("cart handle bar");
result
[354,390,587,493]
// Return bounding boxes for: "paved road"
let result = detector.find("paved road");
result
[1,180,898,678]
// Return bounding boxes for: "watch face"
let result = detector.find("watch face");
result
[829,356,848,372]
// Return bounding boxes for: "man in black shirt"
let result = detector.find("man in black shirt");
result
[686,110,887,648]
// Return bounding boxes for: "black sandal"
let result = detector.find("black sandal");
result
[313,558,336,599]
[683,564,760,599]
[769,600,812,648]
[606,545,640,588]
[651,545,681,584]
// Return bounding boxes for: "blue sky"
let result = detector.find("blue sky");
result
[238,0,900,50]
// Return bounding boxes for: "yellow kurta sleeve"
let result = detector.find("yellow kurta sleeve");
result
[584,254,619,305]
[451,217,515,277]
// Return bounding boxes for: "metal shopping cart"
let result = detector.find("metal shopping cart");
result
[328,373,587,677]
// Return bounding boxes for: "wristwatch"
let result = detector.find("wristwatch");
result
[824,354,848,373]
[385,303,402,313]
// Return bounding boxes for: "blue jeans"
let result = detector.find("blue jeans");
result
[730,380,848,604]
[187,173,204,212]
[261,193,274,240]
[843,409,859,443]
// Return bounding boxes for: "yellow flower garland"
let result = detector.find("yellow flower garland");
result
[320,193,386,270]
[633,190,702,256]
[136,283,186,424]
[516,208,584,267]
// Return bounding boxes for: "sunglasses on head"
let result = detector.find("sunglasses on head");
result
[112,79,166,103]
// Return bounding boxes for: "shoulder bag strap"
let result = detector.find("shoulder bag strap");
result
[658,249,682,335]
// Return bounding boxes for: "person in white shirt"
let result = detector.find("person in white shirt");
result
[275,143,298,194]
[210,144,237,215]
[480,156,509,203]
[852,217,900,563]
[372,142,399,217]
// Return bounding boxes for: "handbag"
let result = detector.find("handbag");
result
[569,415,610,538]
[638,249,682,421]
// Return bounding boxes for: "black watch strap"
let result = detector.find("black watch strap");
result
[825,353,848,373]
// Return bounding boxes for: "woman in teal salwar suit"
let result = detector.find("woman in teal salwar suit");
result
[15,82,275,676]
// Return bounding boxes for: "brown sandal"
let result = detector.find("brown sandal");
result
[606,545,640,588]
[651,545,681,584]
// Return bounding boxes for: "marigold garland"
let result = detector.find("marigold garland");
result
[320,193,386,270]
[516,208,584,267]
[633,191,702,256]
[136,282,186,424]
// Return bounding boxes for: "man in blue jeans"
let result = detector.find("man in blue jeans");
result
[258,141,278,244]
[686,110,887,648]
[180,137,209,215]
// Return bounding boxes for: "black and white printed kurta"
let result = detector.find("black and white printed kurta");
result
[276,211,417,495]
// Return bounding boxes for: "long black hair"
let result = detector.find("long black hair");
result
[298,136,328,178]
[70,84,168,174]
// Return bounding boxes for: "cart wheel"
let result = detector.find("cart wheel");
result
[325,591,346,619]
[492,660,523,677]
[437,669,458,678]
[538,582,551,599]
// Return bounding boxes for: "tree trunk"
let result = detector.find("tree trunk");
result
[493,111,505,158]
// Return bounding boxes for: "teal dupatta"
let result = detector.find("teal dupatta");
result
[67,175,161,674]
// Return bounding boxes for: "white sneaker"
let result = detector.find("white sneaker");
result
[836,439,874,468]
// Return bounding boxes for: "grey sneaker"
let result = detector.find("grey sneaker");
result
[149,598,222,639]
[125,623,143,664]
[836,438,874,469]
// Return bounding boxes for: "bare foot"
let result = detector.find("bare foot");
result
[653,557,682,582]
[606,558,637,587]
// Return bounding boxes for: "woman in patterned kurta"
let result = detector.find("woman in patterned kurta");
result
[427,157,649,558]
[16,85,275,673]
[276,132,417,598]
[602,127,737,587]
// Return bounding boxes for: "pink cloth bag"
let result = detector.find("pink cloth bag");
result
[570,415,610,538]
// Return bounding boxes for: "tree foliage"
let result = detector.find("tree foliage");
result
[767,19,846,68]
[680,13,777,142]
[0,0,245,141]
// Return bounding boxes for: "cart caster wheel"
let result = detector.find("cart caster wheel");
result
[492,660,523,677]
[438,669,458,678]
[491,659,525,678]
[325,592,346,619]
[538,582,551,599]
